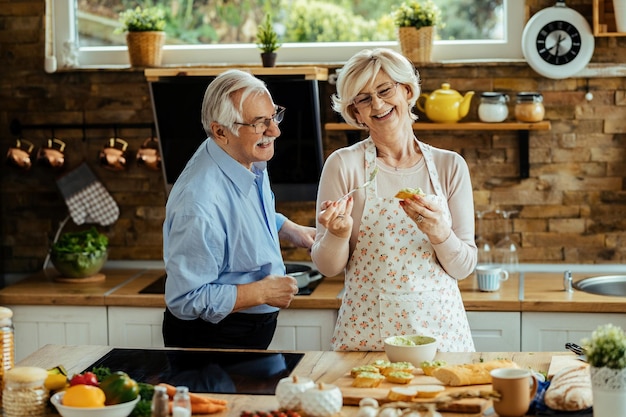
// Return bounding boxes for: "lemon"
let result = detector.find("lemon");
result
[63,384,106,408]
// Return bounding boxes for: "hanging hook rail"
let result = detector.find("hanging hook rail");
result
[9,119,155,137]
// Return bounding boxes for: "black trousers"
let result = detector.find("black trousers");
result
[162,308,279,349]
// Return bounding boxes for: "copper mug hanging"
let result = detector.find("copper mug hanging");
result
[99,138,129,171]
[37,138,66,171]
[6,138,35,170]
[136,137,161,171]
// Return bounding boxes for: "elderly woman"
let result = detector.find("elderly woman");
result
[311,48,476,352]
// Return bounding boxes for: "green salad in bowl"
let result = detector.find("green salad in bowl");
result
[51,228,109,278]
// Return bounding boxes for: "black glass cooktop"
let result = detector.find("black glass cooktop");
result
[83,348,304,395]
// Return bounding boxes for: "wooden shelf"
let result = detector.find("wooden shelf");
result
[324,121,552,180]
[593,0,626,37]
[145,66,328,82]
[325,121,551,131]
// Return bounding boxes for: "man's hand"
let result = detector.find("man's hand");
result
[234,275,299,311]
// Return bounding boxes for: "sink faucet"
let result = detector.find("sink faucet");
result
[563,270,573,292]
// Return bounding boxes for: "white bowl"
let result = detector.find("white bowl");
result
[383,334,438,365]
[51,391,140,417]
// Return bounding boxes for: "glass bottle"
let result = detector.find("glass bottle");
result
[475,209,494,266]
[515,92,544,122]
[172,386,192,417]
[151,385,169,417]
[495,209,519,278]
[2,366,48,417]
[0,306,15,408]
[478,92,509,122]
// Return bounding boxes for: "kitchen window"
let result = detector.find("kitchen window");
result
[45,0,524,72]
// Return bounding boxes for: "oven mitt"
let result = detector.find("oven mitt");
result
[56,162,120,226]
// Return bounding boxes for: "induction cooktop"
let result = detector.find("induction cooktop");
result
[83,348,304,395]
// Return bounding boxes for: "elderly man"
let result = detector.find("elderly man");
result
[163,69,315,349]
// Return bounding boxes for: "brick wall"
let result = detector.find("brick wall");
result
[1,0,625,276]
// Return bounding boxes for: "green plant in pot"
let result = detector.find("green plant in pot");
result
[256,13,281,67]
[581,323,626,416]
[50,227,109,278]
[391,0,441,63]
[116,6,167,67]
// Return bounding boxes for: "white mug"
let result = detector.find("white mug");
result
[476,265,509,291]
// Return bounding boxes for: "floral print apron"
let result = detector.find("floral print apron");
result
[331,138,475,352]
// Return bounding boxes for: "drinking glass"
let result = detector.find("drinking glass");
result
[475,209,494,266]
[495,209,519,277]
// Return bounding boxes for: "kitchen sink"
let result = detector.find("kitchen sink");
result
[574,275,626,297]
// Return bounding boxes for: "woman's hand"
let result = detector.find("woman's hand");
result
[400,194,451,244]
[318,196,354,238]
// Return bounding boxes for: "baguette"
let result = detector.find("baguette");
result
[544,365,592,411]
[432,359,518,386]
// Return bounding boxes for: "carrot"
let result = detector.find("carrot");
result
[168,400,227,414]
[157,383,228,405]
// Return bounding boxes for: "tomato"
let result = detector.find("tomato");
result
[98,371,139,405]
[69,371,99,387]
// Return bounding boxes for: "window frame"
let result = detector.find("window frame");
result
[46,0,525,72]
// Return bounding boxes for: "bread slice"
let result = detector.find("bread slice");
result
[432,359,518,386]
[421,360,447,376]
[544,365,592,411]
[352,371,385,388]
[415,385,445,398]
[394,187,425,199]
[385,371,414,384]
[382,361,415,376]
[350,365,380,378]
[387,386,420,401]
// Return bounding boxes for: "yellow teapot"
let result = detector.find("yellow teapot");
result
[416,83,475,123]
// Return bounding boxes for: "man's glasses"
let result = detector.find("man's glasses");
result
[233,105,286,134]
[352,82,400,109]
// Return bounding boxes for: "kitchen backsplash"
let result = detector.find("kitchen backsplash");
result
[1,0,625,276]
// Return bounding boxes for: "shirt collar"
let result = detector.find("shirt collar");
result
[206,138,267,193]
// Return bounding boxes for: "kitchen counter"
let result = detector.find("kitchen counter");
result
[2,266,625,313]
[18,344,565,417]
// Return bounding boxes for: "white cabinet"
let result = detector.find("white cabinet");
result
[521,312,626,351]
[108,307,165,348]
[466,312,521,352]
[8,305,108,363]
[268,309,337,351]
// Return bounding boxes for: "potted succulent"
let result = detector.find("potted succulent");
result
[256,13,281,67]
[391,0,441,63]
[581,323,626,417]
[116,6,167,67]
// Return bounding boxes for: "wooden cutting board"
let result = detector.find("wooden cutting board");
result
[548,355,589,378]
[333,369,492,413]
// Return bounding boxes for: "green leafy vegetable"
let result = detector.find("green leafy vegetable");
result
[52,227,108,254]
[91,366,112,382]
[130,382,154,417]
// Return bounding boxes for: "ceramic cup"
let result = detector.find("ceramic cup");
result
[490,368,538,417]
[476,265,509,292]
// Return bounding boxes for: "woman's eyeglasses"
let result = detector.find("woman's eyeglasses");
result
[234,105,286,134]
[352,82,400,109]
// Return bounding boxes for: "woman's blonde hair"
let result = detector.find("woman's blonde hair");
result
[331,48,421,127]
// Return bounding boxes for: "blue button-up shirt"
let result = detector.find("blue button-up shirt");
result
[163,138,287,323]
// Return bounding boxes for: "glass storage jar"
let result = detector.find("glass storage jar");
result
[0,306,14,408]
[478,92,509,122]
[2,366,48,417]
[515,92,545,122]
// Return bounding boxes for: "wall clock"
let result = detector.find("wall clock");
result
[521,0,594,79]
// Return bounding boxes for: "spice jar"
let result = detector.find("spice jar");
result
[515,92,545,122]
[478,92,509,122]
[0,306,15,407]
[2,366,48,417]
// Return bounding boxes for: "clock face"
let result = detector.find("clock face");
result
[522,5,594,79]
[536,20,582,65]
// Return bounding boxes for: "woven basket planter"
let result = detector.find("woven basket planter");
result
[398,26,434,63]
[125,31,165,67]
